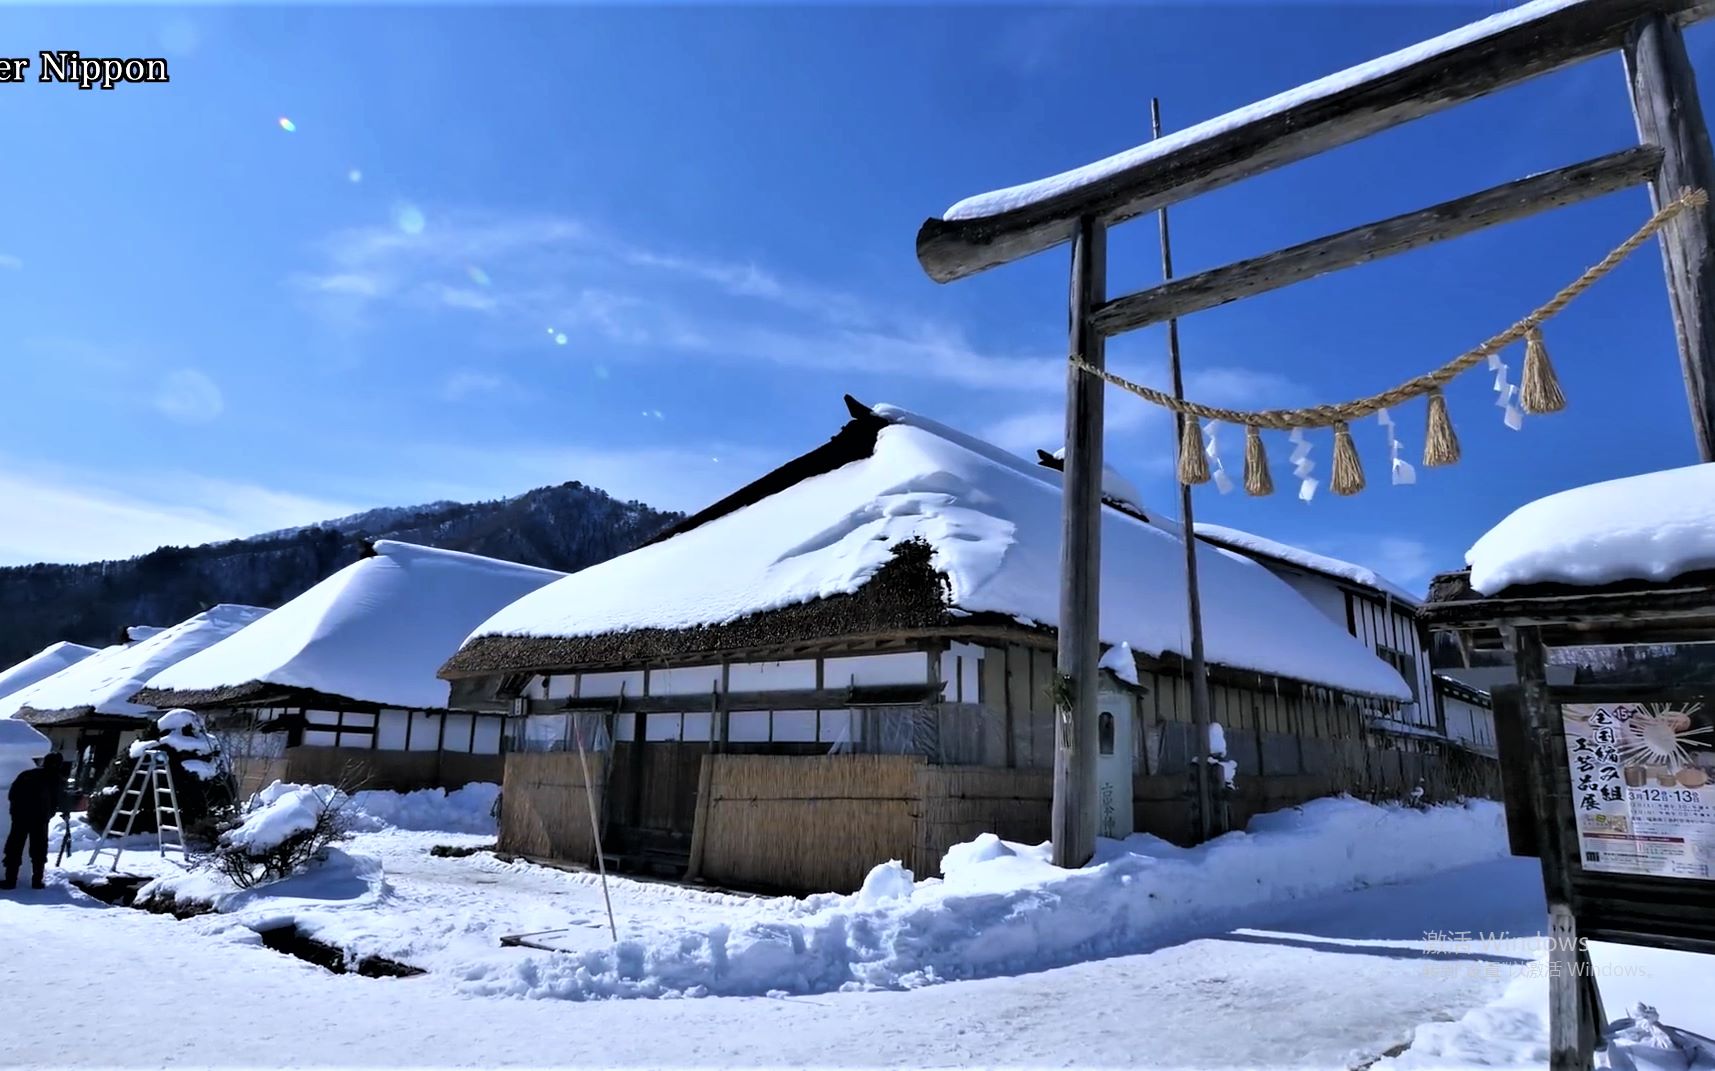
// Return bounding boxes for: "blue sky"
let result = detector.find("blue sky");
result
[1,3,1710,593]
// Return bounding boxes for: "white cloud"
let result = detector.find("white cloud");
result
[153,368,225,423]
[0,253,21,270]
[441,370,512,401]
[301,272,386,298]
[291,210,1050,392]
[428,284,500,313]
[0,465,359,566]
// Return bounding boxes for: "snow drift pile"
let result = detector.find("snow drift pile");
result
[461,796,1507,1001]
[226,780,500,847]
[345,782,499,835]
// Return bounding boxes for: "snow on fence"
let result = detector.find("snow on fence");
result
[500,751,605,864]
[284,745,502,794]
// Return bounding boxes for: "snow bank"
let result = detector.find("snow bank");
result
[470,405,1410,700]
[346,782,499,835]
[1466,463,1715,595]
[234,780,499,838]
[1379,975,1715,1071]
[460,796,1506,1001]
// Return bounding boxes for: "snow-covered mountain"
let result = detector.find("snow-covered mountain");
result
[0,481,680,668]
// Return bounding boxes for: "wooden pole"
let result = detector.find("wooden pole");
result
[572,714,619,942]
[1504,625,1591,1071]
[1053,214,1106,869]
[1153,98,1216,844]
[1625,13,1715,461]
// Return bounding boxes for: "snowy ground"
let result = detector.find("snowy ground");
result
[2,790,1710,1070]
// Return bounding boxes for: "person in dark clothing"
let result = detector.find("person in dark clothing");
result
[4,753,70,890]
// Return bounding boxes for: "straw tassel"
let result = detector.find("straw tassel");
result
[1519,327,1566,414]
[1329,422,1365,495]
[1177,416,1210,485]
[1243,425,1273,496]
[1423,390,1461,466]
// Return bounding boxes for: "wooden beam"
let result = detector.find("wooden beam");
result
[1625,14,1715,460]
[1093,146,1663,336]
[916,0,1715,283]
[1505,626,1589,1071]
[1052,216,1106,869]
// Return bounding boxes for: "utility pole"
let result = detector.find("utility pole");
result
[1051,215,1106,869]
[1153,98,1216,843]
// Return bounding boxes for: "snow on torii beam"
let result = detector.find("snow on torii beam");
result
[915,0,1715,284]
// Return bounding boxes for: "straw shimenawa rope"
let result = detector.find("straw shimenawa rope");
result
[1071,187,1706,437]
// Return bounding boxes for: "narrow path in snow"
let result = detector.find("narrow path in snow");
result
[0,857,1552,1069]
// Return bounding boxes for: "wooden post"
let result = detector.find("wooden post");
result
[1154,98,1216,844]
[1505,625,1592,1071]
[683,688,720,881]
[1625,13,1715,461]
[1053,214,1106,869]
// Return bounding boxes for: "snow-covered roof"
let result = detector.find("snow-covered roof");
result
[465,405,1410,700]
[0,719,50,761]
[1,605,270,722]
[1047,448,1149,515]
[1194,523,1421,606]
[0,642,100,702]
[1466,463,1715,596]
[941,0,1579,223]
[144,541,564,711]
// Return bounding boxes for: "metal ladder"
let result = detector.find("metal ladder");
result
[88,749,186,872]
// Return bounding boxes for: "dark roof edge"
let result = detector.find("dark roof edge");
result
[639,395,890,549]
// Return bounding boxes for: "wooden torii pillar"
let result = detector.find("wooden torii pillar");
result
[915,0,1715,903]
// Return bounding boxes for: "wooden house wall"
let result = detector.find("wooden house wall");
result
[1272,567,1439,732]
[495,636,1499,890]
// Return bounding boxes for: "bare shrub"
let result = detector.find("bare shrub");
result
[211,782,358,890]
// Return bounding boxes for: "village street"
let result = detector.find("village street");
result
[1,809,1709,1071]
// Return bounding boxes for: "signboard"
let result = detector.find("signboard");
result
[1563,702,1715,881]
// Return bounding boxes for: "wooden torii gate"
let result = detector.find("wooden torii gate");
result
[914,0,1715,879]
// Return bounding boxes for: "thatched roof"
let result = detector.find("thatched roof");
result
[3,605,269,724]
[139,541,562,712]
[443,399,1410,701]
[444,537,954,676]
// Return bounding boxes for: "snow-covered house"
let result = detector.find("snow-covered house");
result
[442,398,1437,890]
[136,541,564,795]
[1,606,269,792]
[0,641,100,703]
[1189,523,1495,754]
